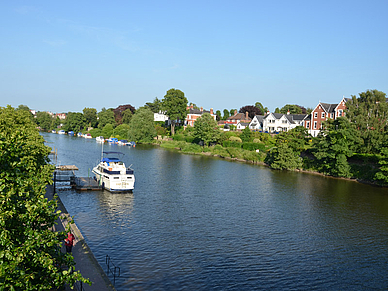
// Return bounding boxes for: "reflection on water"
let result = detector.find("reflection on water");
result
[43,133,388,290]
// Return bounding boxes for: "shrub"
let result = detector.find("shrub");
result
[229,136,242,142]
[223,141,242,148]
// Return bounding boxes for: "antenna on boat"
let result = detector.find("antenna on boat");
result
[100,140,104,161]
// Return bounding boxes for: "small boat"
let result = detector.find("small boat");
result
[92,151,135,192]
[117,139,128,146]
[77,132,83,137]
[127,141,136,147]
[52,130,56,134]
[96,136,105,143]
[84,133,92,139]
[68,131,74,136]
[58,130,66,135]
[107,138,118,144]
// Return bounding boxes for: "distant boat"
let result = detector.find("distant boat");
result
[96,136,105,143]
[107,138,118,144]
[58,130,65,135]
[52,130,56,134]
[77,132,83,137]
[84,133,92,139]
[68,131,74,136]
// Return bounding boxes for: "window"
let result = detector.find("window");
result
[282,120,287,124]
[306,121,310,128]
[330,113,333,118]
[314,112,318,118]
[322,112,325,118]
[314,121,317,129]
[338,110,343,117]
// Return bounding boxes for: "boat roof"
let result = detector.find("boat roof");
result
[101,151,124,163]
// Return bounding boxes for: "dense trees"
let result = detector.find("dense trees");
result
[0,106,88,290]
[128,108,156,142]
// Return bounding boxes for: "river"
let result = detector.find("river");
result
[42,132,388,290]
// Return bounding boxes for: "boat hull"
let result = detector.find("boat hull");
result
[92,167,135,192]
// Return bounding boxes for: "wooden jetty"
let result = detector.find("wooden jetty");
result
[53,165,102,191]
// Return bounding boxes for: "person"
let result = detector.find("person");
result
[64,231,75,253]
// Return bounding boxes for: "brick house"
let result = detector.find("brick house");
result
[302,97,349,137]
[224,110,252,125]
[185,105,217,127]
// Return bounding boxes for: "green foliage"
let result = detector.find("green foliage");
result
[0,106,89,290]
[101,124,114,138]
[128,107,157,142]
[145,97,162,113]
[88,128,102,138]
[121,109,133,124]
[374,147,388,184]
[280,104,303,114]
[242,142,263,151]
[222,109,230,120]
[240,126,252,142]
[62,112,85,132]
[255,102,268,115]
[35,111,53,131]
[162,88,188,135]
[98,108,115,129]
[83,108,98,128]
[266,142,303,170]
[115,124,130,140]
[223,141,242,148]
[193,113,220,146]
[229,136,242,143]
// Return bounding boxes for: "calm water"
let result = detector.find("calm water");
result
[42,132,388,290]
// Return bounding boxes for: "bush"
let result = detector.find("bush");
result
[223,141,242,148]
[242,142,262,151]
[229,136,242,142]
[173,134,185,141]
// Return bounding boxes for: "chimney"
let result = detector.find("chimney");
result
[200,107,203,112]
[234,110,237,115]
[210,108,213,114]
[190,104,194,109]
[245,111,248,120]
[287,110,290,115]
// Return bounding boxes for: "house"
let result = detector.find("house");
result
[284,113,308,130]
[224,110,251,125]
[302,97,349,137]
[154,111,169,122]
[236,122,250,130]
[262,113,284,133]
[185,105,217,127]
[249,115,265,131]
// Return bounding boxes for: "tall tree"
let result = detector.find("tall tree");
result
[162,88,188,135]
[193,113,220,146]
[83,107,98,128]
[280,104,303,114]
[63,112,85,132]
[0,106,88,290]
[222,109,230,120]
[239,105,262,119]
[255,102,268,115]
[229,109,237,117]
[346,89,388,154]
[98,108,115,129]
[121,109,133,124]
[128,108,157,142]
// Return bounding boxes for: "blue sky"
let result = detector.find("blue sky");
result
[1,0,387,113]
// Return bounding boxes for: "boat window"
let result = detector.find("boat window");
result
[127,177,132,179]
[114,177,119,179]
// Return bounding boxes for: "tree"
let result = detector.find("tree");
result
[193,113,220,146]
[115,124,130,140]
[101,123,114,138]
[121,109,133,124]
[145,97,162,113]
[36,111,53,131]
[83,108,98,128]
[98,108,115,129]
[240,126,252,142]
[215,110,222,121]
[128,107,156,142]
[161,88,188,135]
[346,89,388,154]
[63,112,85,132]
[229,109,237,117]
[275,108,280,113]
[113,105,136,125]
[239,105,262,119]
[0,106,88,290]
[280,104,303,114]
[266,142,303,171]
[375,147,388,184]
[312,118,359,177]
[223,109,230,120]
[254,102,268,115]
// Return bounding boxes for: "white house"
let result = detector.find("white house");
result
[154,111,169,122]
[236,122,250,130]
[249,115,265,131]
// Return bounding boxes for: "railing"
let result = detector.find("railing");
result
[106,254,120,286]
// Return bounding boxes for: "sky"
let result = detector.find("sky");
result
[0,0,387,113]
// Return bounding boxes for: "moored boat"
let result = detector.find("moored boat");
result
[96,136,105,143]
[92,151,135,192]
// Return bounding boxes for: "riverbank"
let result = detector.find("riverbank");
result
[45,185,115,291]
[150,140,385,188]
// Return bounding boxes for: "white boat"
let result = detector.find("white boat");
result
[52,130,56,134]
[96,136,105,143]
[92,151,135,192]
[84,133,92,139]
[58,130,66,135]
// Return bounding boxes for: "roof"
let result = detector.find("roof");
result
[226,112,252,121]
[285,114,308,123]
[188,108,213,115]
